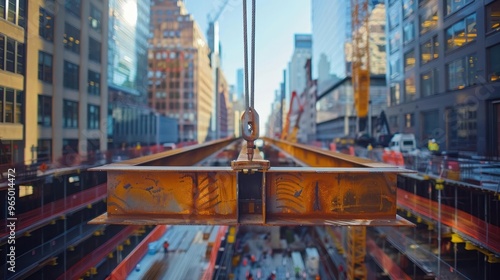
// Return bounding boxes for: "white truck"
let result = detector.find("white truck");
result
[388,133,417,153]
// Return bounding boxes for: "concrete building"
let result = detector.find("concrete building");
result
[312,0,387,142]
[298,59,317,144]
[384,0,500,157]
[0,0,26,165]
[24,0,109,164]
[149,0,213,143]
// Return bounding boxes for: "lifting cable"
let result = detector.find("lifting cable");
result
[241,0,259,161]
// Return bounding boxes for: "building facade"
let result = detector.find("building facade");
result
[298,59,317,144]
[25,0,109,164]
[149,0,213,143]
[0,0,26,165]
[384,0,500,157]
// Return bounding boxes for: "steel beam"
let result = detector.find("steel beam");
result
[90,138,413,226]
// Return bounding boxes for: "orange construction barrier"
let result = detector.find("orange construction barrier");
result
[329,143,336,152]
[348,146,355,156]
[393,151,405,167]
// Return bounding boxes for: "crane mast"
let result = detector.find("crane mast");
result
[348,0,370,279]
[351,0,370,127]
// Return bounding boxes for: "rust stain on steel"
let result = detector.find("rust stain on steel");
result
[263,137,388,168]
[106,169,238,220]
[266,171,397,220]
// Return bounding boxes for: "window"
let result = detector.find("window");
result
[488,44,500,82]
[19,185,33,198]
[403,0,415,18]
[487,1,500,33]
[403,21,415,44]
[446,104,477,151]
[405,75,416,102]
[390,83,401,105]
[421,35,439,64]
[64,23,80,54]
[445,13,476,51]
[0,35,24,74]
[89,37,101,63]
[5,37,15,72]
[389,5,400,30]
[389,56,401,78]
[183,102,193,110]
[16,39,24,74]
[404,50,415,70]
[447,54,477,90]
[37,139,52,161]
[0,87,23,123]
[88,104,100,129]
[389,116,398,128]
[38,51,53,83]
[0,0,25,26]
[63,139,78,154]
[446,0,473,16]
[89,4,102,32]
[420,1,438,34]
[87,139,100,153]
[421,110,439,140]
[88,70,100,95]
[0,35,3,70]
[389,29,401,53]
[63,100,78,128]
[421,69,439,97]
[405,113,414,128]
[39,8,54,42]
[64,61,79,90]
[65,0,80,18]
[38,95,52,126]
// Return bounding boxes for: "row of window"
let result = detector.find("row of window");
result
[39,9,102,60]
[392,0,475,21]
[0,87,23,124]
[388,104,477,151]
[391,52,479,105]
[0,34,24,74]
[151,91,195,99]
[153,101,194,110]
[38,95,100,129]
[0,0,26,27]
[38,138,101,156]
[38,52,101,94]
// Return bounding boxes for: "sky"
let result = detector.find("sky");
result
[184,0,312,131]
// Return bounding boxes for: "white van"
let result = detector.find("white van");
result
[389,133,416,153]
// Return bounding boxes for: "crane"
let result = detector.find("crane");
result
[280,91,304,143]
[349,0,370,279]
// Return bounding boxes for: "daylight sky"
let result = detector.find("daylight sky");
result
[184,0,312,131]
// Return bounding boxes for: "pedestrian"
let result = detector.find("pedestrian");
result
[163,240,169,254]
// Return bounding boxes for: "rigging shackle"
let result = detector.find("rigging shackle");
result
[241,107,259,161]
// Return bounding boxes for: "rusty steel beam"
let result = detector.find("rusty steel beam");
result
[90,138,413,226]
[119,138,239,167]
[263,137,386,168]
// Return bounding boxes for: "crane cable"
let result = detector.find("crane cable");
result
[242,0,255,109]
[240,0,259,161]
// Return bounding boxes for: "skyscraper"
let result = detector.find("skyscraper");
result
[149,0,213,143]
[236,68,244,101]
[312,0,387,141]
[384,0,500,157]
[108,0,162,148]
